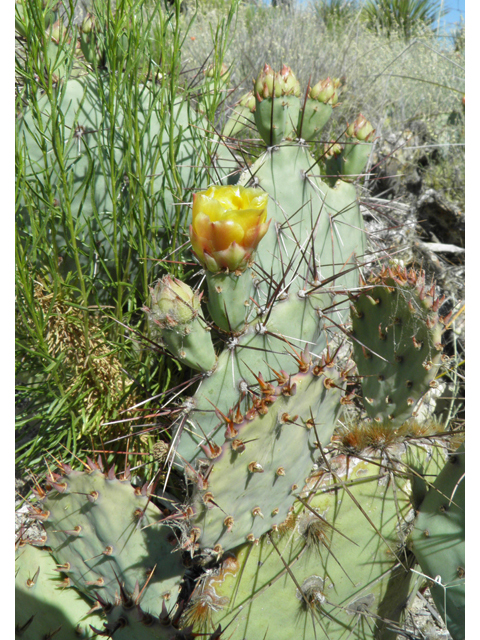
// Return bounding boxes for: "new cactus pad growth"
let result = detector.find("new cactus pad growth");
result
[145,276,216,372]
[254,64,302,145]
[299,76,340,142]
[16,61,463,640]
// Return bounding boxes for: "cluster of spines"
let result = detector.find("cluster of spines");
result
[355,264,452,328]
[91,583,186,638]
[195,345,350,461]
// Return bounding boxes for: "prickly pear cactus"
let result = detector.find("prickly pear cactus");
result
[183,429,447,639]
[187,357,347,552]
[166,142,366,552]
[16,63,462,640]
[16,75,230,295]
[350,265,446,424]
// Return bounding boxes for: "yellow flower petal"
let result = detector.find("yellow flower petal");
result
[193,195,226,223]
[193,212,215,247]
[228,208,266,233]
[243,219,271,248]
[210,220,245,251]
[189,226,208,261]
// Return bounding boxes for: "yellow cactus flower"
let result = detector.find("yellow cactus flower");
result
[189,185,270,273]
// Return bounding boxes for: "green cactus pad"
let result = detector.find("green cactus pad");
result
[205,269,255,333]
[299,99,333,142]
[188,361,346,552]
[240,142,365,306]
[410,443,465,640]
[341,139,373,180]
[350,265,445,424]
[254,96,292,146]
[35,462,186,613]
[175,142,366,465]
[15,543,103,638]
[222,96,255,140]
[188,438,446,639]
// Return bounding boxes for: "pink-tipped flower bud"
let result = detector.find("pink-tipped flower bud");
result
[278,65,301,97]
[309,77,339,105]
[254,64,281,100]
[239,90,256,112]
[48,19,66,44]
[81,13,95,34]
[324,141,343,158]
[346,114,375,141]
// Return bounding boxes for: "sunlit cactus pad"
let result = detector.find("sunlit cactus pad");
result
[31,459,186,613]
[410,443,465,640]
[188,355,347,552]
[185,435,447,640]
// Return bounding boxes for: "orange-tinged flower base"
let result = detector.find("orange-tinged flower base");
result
[189,186,270,273]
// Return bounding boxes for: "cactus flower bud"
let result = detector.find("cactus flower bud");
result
[346,114,375,142]
[204,62,230,80]
[309,78,338,105]
[48,19,66,44]
[254,64,281,100]
[278,65,301,97]
[190,186,270,273]
[81,13,95,34]
[239,90,256,112]
[324,141,343,158]
[149,276,201,328]
[145,276,216,372]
